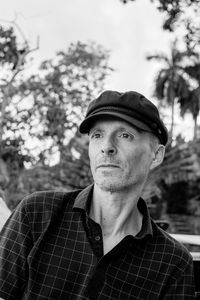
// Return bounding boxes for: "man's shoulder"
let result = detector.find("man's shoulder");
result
[151,221,193,264]
[10,189,84,239]
[16,189,82,219]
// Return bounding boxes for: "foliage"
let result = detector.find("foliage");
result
[0,15,199,219]
[147,32,200,140]
[0,24,112,165]
[0,24,113,209]
[18,41,113,159]
[0,24,38,208]
[119,0,200,32]
[147,40,190,137]
[1,137,33,169]
[0,24,38,169]
[161,181,189,214]
[177,51,200,139]
[142,137,200,216]
[161,179,200,214]
[0,25,28,71]
[5,133,92,210]
[178,88,200,139]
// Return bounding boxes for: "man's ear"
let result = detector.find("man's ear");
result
[150,144,165,170]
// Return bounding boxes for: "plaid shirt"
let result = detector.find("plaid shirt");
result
[0,185,195,299]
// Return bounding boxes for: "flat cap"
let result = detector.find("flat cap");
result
[79,90,168,145]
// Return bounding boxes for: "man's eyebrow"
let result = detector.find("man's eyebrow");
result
[89,127,103,134]
[89,125,140,135]
[117,126,140,133]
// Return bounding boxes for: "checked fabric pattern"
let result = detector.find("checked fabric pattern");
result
[0,185,196,299]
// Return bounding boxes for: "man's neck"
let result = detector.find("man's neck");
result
[90,184,143,239]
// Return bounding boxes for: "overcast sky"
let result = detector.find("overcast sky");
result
[0,0,195,138]
[1,0,173,96]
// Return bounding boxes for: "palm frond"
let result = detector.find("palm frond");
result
[146,54,169,64]
[154,70,169,99]
[184,64,200,81]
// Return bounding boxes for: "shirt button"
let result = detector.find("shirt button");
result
[95,235,101,241]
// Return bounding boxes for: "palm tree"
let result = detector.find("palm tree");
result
[179,59,200,140]
[147,40,189,139]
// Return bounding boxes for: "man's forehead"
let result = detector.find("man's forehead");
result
[89,116,141,133]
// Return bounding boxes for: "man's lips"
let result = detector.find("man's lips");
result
[96,164,120,169]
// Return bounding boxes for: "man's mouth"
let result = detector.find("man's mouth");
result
[96,164,120,169]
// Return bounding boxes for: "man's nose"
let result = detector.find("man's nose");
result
[101,137,117,155]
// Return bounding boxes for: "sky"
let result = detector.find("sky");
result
[0,0,196,139]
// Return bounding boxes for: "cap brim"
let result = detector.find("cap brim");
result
[79,111,153,134]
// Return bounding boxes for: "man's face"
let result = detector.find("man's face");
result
[88,117,156,193]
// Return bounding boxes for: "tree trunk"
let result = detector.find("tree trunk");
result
[168,84,175,139]
[193,116,197,141]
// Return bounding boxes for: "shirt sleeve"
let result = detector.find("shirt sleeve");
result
[0,200,33,300]
[163,256,196,299]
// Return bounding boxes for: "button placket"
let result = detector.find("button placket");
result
[94,235,101,241]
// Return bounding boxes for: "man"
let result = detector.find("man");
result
[0,91,195,299]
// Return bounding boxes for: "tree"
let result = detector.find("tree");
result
[0,23,40,202]
[18,41,113,162]
[0,24,39,157]
[147,40,189,138]
[119,0,200,32]
[179,56,200,140]
[0,25,113,209]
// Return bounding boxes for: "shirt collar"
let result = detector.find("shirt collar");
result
[136,197,153,238]
[73,184,153,238]
[73,184,94,213]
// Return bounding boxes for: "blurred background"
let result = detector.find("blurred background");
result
[0,0,200,237]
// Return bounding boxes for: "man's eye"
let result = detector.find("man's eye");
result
[91,133,102,139]
[119,132,132,139]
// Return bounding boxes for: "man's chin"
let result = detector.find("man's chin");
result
[96,180,124,193]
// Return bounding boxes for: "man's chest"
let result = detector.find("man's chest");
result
[24,218,97,298]
[27,235,166,300]
[24,216,173,299]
